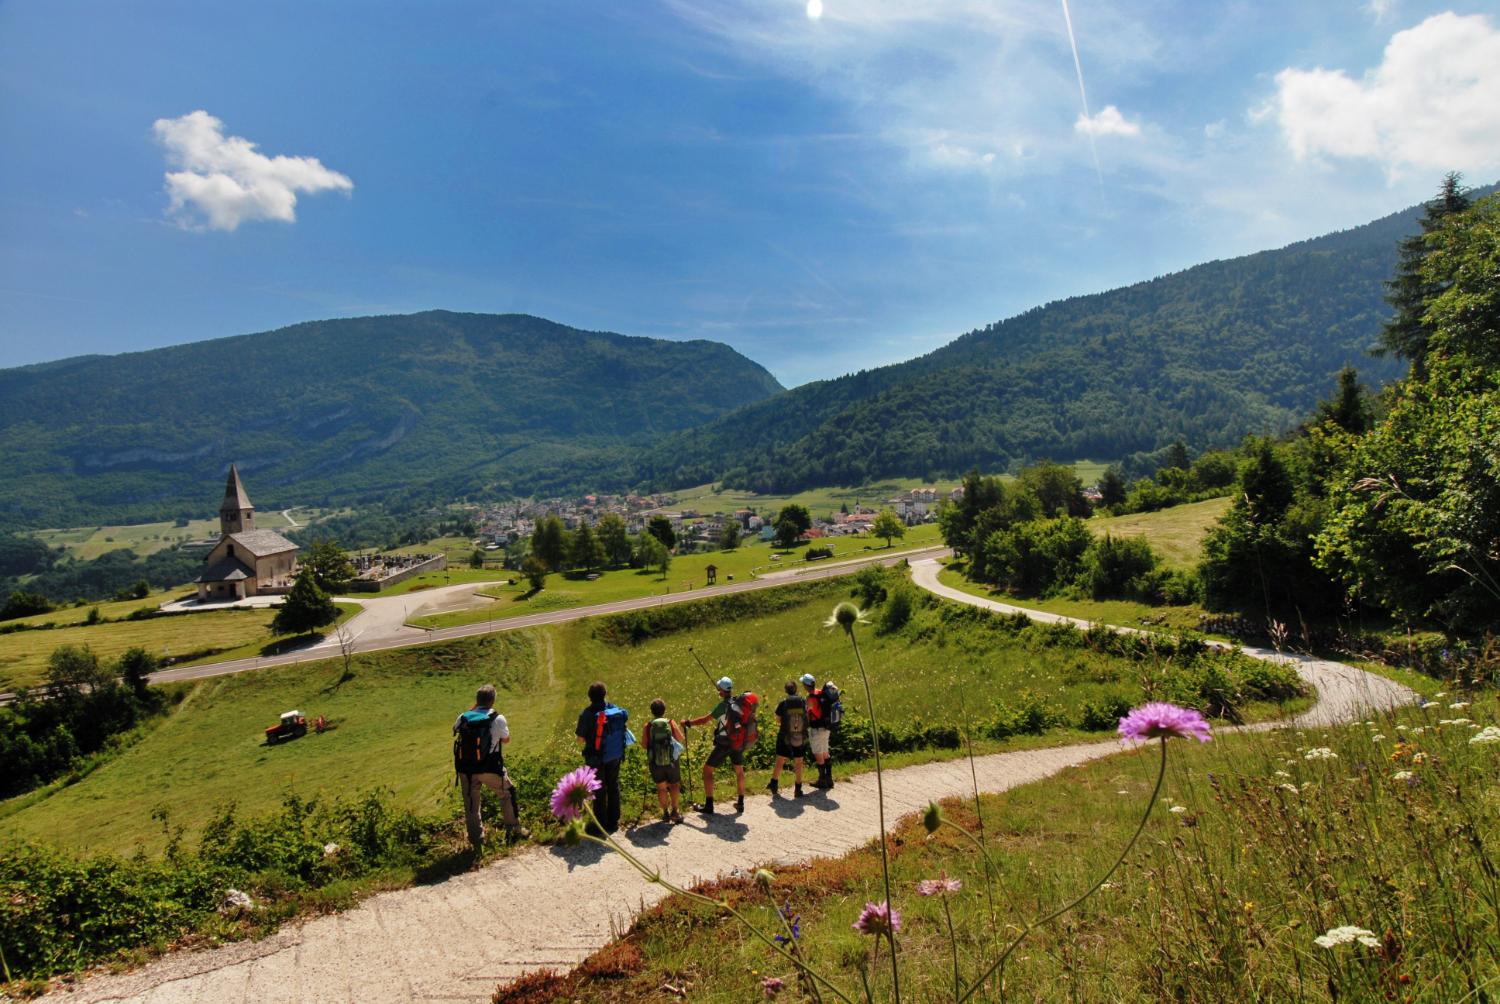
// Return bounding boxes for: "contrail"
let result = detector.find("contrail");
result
[1059,0,1104,194]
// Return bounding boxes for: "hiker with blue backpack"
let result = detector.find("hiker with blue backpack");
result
[453,684,530,848]
[684,676,758,815]
[644,698,686,824]
[768,680,809,798]
[575,681,628,834]
[802,673,843,790]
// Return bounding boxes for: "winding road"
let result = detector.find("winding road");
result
[56,558,1415,1003]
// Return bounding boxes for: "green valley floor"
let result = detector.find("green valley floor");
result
[55,563,1414,1003]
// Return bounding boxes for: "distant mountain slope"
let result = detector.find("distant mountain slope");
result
[0,311,782,526]
[639,190,1493,493]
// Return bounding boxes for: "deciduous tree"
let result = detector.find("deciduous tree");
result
[871,509,905,548]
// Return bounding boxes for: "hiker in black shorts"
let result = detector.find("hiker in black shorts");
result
[768,680,808,798]
[684,676,747,815]
[644,698,685,824]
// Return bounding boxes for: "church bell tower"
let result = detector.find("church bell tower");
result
[219,463,256,535]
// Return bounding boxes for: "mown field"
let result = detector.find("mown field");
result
[667,461,1110,521]
[0,602,360,693]
[532,702,1500,1003]
[0,569,1300,855]
[409,525,944,630]
[32,509,303,561]
[1089,495,1232,569]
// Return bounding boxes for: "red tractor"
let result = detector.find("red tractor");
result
[265,710,309,745]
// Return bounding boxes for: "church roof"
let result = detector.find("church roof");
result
[227,529,299,557]
[197,556,254,583]
[220,464,253,513]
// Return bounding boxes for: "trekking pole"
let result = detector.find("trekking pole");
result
[686,645,716,688]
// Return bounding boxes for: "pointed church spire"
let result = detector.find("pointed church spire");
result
[219,463,255,534]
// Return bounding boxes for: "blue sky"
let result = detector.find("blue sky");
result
[2,1,1498,387]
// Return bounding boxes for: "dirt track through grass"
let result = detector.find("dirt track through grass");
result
[61,560,1414,1004]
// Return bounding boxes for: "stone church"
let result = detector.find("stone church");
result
[195,465,299,601]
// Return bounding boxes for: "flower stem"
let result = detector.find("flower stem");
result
[849,626,900,1004]
[943,894,960,1000]
[957,737,1169,1004]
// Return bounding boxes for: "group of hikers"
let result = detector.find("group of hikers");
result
[452,674,843,846]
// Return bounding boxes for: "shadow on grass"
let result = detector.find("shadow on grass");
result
[257,630,329,658]
[413,847,482,885]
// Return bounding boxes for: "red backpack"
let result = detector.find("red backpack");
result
[726,692,760,751]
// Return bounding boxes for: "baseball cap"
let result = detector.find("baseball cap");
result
[800,673,816,687]
[716,676,734,692]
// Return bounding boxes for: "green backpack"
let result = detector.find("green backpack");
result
[648,718,675,768]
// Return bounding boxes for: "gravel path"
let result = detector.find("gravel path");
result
[56,558,1415,1003]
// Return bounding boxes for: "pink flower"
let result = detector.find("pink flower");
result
[549,765,602,821]
[916,875,962,896]
[1118,702,1212,744]
[852,900,902,937]
[761,976,785,997]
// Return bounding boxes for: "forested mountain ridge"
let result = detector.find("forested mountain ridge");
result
[637,189,1493,493]
[0,311,782,527]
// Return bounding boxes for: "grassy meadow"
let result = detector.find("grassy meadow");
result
[0,602,361,693]
[1089,495,1232,569]
[521,702,1500,1003]
[936,564,1215,636]
[32,509,303,561]
[0,569,1298,855]
[666,462,1110,522]
[408,525,944,629]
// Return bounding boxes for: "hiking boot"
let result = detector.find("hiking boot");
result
[670,811,685,824]
[794,783,804,798]
[735,795,745,814]
[702,798,714,815]
[767,778,780,796]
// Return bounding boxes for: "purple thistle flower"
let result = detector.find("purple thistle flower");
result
[761,976,785,997]
[549,765,602,822]
[1118,702,1213,744]
[916,875,962,896]
[852,900,901,937]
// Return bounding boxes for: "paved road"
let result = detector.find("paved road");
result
[143,546,950,688]
[58,558,1416,1004]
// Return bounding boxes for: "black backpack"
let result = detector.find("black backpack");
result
[821,682,844,727]
[454,710,502,774]
[782,696,808,747]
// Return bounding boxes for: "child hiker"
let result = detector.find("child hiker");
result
[645,698,686,824]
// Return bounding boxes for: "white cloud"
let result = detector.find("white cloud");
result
[665,0,1157,176]
[1203,119,1227,140]
[1269,12,1500,178]
[1075,105,1140,137]
[152,110,353,231]
[1365,0,1397,23]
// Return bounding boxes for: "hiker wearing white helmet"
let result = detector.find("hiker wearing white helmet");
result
[803,673,842,789]
[684,675,757,815]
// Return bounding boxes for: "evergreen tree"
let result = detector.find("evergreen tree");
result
[469,549,486,569]
[647,515,677,551]
[1378,172,1470,375]
[1098,467,1127,508]
[1315,366,1371,434]
[719,519,741,550]
[272,567,338,636]
[596,513,632,566]
[531,516,566,572]
[568,521,606,571]
[1162,440,1191,473]
[1240,440,1294,527]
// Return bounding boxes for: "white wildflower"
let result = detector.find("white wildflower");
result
[1314,925,1380,949]
[1433,691,1447,698]
[1448,701,1469,709]
[1395,725,1408,732]
[1392,771,1414,781]
[1116,790,1130,795]
[323,842,341,856]
[1438,719,1471,727]
[1279,783,1299,794]
[1304,747,1338,761]
[1409,727,1426,736]
[1420,701,1438,709]
[1168,805,1188,814]
[1470,726,1500,746]
[1274,770,1292,778]
[1371,734,1386,742]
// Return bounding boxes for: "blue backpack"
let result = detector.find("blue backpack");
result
[589,704,629,763]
